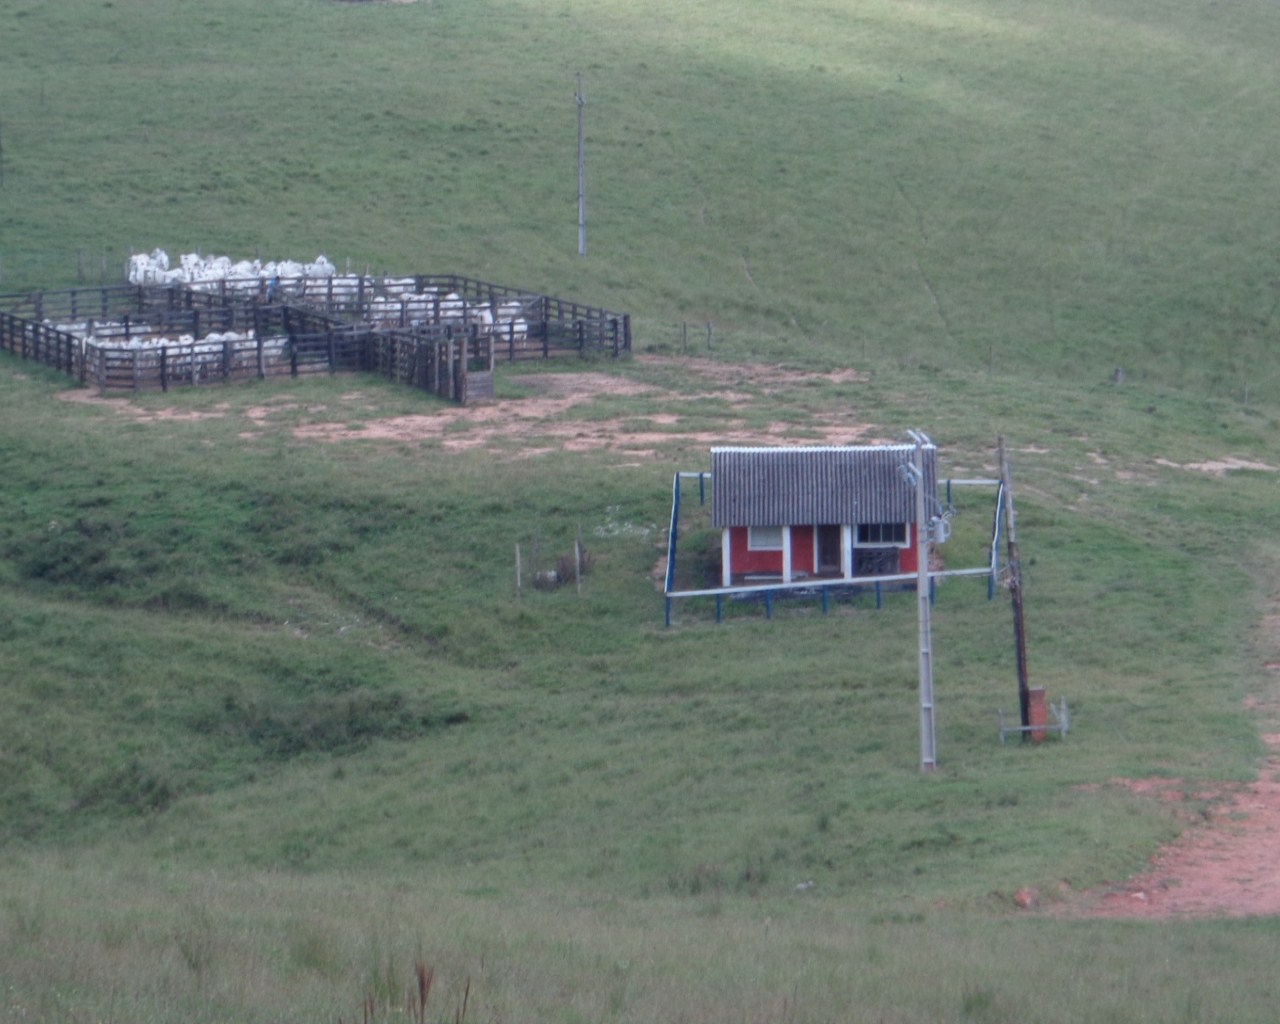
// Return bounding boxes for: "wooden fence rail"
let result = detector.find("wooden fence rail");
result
[0,275,628,401]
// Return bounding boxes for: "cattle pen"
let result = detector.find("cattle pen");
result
[0,273,631,404]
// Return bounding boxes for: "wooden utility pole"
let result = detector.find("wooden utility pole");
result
[999,436,1031,735]
[575,73,586,257]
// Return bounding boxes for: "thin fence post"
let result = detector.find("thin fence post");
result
[575,526,583,595]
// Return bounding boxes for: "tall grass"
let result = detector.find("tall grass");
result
[5,856,1280,1023]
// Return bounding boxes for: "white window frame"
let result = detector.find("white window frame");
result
[747,525,785,551]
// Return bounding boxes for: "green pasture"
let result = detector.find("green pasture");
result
[2,0,1280,1020]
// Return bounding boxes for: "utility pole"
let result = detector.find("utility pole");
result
[575,73,586,257]
[910,432,937,773]
[999,436,1031,735]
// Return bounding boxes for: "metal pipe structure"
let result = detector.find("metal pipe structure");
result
[908,431,937,773]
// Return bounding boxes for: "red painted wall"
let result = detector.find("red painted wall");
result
[727,524,920,577]
[900,525,919,573]
[727,526,781,576]
[791,525,815,575]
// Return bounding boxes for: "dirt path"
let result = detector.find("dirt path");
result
[1069,735,1280,918]
[1066,593,1280,919]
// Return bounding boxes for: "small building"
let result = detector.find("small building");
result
[711,443,937,587]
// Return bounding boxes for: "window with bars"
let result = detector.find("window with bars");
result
[856,523,907,546]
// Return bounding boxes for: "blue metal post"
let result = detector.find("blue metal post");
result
[715,594,723,623]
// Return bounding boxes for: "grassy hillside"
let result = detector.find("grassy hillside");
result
[4,0,1280,399]
[2,0,1280,1021]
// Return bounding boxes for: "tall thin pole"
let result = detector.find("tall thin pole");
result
[914,437,937,773]
[575,73,586,257]
[999,436,1031,735]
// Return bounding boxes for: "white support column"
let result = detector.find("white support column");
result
[782,525,793,582]
[842,524,853,579]
[914,441,937,773]
[721,529,732,588]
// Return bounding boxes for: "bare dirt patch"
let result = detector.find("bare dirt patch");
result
[1059,586,1280,919]
[54,360,879,457]
[1062,735,1280,919]
[288,363,881,455]
[1155,455,1278,476]
[57,389,235,422]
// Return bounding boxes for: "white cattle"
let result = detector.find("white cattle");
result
[438,292,467,322]
[305,255,335,278]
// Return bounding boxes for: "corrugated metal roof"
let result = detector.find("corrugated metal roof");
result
[711,444,937,527]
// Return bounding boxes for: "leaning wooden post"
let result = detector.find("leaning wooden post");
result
[999,436,1032,737]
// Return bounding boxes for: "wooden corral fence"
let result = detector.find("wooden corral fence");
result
[283,307,494,403]
[0,309,86,380]
[0,274,629,401]
[195,273,631,360]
